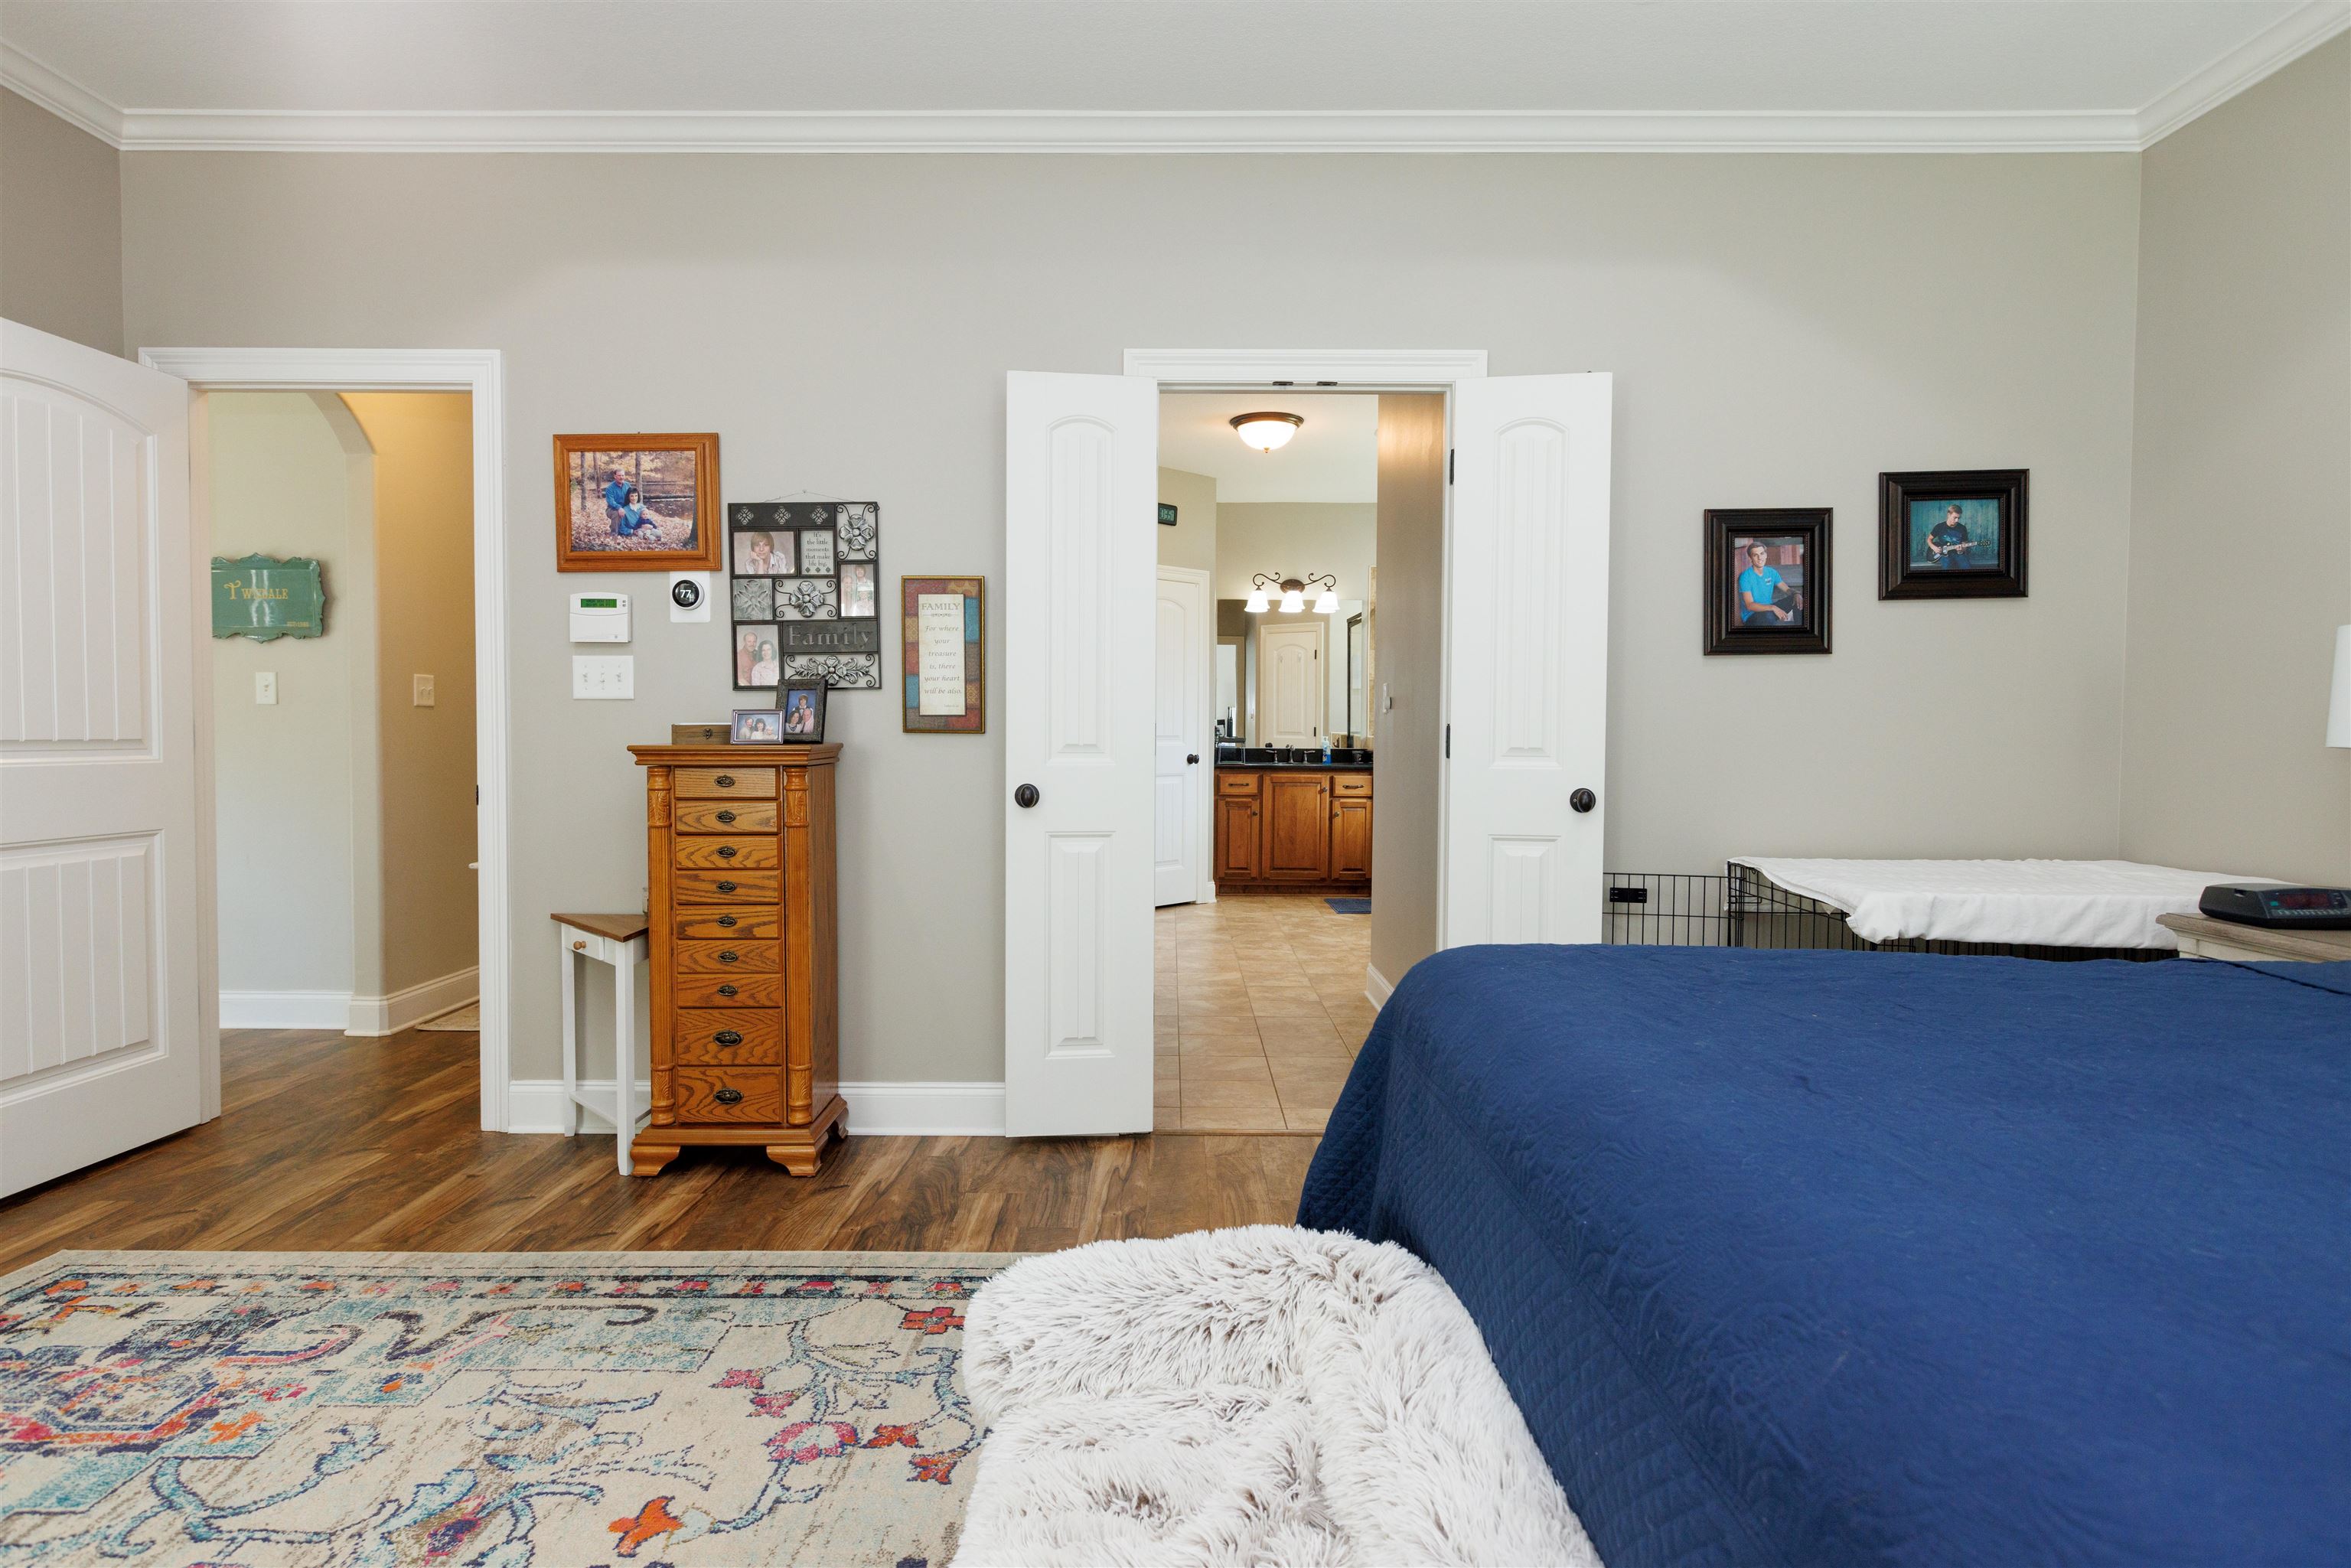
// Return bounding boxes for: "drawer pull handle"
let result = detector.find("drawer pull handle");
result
[717,983,737,997]
[718,950,740,963]
[715,774,735,788]
[716,809,736,824]
[716,845,738,859]
[716,880,737,892]
[716,914,737,927]
[714,1087,744,1105]
[714,1029,743,1046]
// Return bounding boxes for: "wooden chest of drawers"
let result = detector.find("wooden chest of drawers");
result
[625,742,846,1176]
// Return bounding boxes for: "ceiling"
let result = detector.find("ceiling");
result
[1161,393,1378,504]
[3,2,2343,152]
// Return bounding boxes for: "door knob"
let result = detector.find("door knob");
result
[1186,754,1199,764]
[1570,788,1597,813]
[1014,784,1041,809]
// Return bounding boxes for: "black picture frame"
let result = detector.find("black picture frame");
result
[1704,508,1832,656]
[1878,469,2027,599]
[726,500,883,690]
[780,681,829,743]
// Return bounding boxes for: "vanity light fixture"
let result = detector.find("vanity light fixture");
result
[1244,571,1340,615]
[1230,412,1305,452]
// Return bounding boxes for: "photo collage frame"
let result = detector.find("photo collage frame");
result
[728,500,883,691]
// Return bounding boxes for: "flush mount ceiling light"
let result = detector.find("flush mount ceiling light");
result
[1230,411,1304,452]
[1244,572,1341,615]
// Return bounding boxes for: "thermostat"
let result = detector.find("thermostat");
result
[570,592,631,643]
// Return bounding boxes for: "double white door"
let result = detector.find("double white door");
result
[1003,368,1613,1138]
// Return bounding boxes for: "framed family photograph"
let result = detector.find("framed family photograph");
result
[1879,469,2027,599]
[730,708,784,745]
[1704,508,1831,656]
[726,499,884,691]
[554,432,721,572]
[781,682,829,742]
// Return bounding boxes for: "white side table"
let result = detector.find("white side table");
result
[551,912,651,1174]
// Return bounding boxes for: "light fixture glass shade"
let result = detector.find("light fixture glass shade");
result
[1230,412,1304,452]
[1244,589,1270,614]
[2329,624,2351,748]
[1280,588,1306,613]
[1313,588,1340,614]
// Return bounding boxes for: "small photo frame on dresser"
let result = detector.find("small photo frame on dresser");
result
[781,681,829,742]
[729,708,784,745]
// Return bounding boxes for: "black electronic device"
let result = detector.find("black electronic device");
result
[2197,884,2351,929]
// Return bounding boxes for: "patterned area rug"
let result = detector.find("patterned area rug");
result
[0,1250,1014,1566]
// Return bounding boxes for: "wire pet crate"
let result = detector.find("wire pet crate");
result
[1603,864,2170,963]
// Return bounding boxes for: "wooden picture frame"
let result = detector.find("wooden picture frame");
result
[1879,469,2027,599]
[553,432,721,572]
[901,576,986,732]
[1704,508,1832,655]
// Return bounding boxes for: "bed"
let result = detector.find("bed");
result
[1297,945,2351,1567]
[1729,857,2276,952]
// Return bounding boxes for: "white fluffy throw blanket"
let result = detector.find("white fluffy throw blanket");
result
[953,1226,1601,1567]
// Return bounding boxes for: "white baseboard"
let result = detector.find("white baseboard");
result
[1365,963,1394,1010]
[348,967,479,1038]
[220,989,352,1029]
[504,1077,1007,1136]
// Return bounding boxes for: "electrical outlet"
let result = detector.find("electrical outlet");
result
[572,654,634,700]
[255,672,277,706]
[412,673,435,707]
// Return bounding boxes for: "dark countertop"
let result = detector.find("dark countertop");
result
[1216,758,1374,773]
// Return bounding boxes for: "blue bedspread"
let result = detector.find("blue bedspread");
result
[1299,947,2351,1567]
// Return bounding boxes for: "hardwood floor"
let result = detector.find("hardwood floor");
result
[0,1025,1319,1276]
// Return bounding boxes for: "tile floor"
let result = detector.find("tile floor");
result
[1155,891,1379,1133]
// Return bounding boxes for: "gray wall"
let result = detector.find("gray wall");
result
[119,148,2146,1084]
[0,89,122,356]
[2121,36,2351,883]
[1370,393,1446,986]
[209,393,367,998]
[344,393,480,995]
[1156,465,1218,575]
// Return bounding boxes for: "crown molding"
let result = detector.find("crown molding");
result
[7,5,2344,157]
[2137,0,2351,147]
[0,43,119,145]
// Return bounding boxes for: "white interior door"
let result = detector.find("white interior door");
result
[1443,373,1613,947]
[2,319,210,1195]
[1004,371,1157,1137]
[1153,567,1208,908]
[1257,621,1325,747]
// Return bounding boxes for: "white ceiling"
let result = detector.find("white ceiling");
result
[3,2,2343,152]
[1161,393,1379,504]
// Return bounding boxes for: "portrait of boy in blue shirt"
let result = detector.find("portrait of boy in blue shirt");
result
[1737,540,1796,624]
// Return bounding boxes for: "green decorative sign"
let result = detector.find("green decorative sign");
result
[212,554,327,641]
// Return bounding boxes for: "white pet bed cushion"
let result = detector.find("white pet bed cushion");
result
[954,1226,1599,1568]
[1731,857,2279,950]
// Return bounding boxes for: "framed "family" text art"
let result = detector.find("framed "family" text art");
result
[901,576,985,733]
[728,500,883,691]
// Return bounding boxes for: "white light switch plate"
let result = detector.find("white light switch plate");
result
[572,654,634,699]
[412,673,435,707]
[255,671,277,706]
